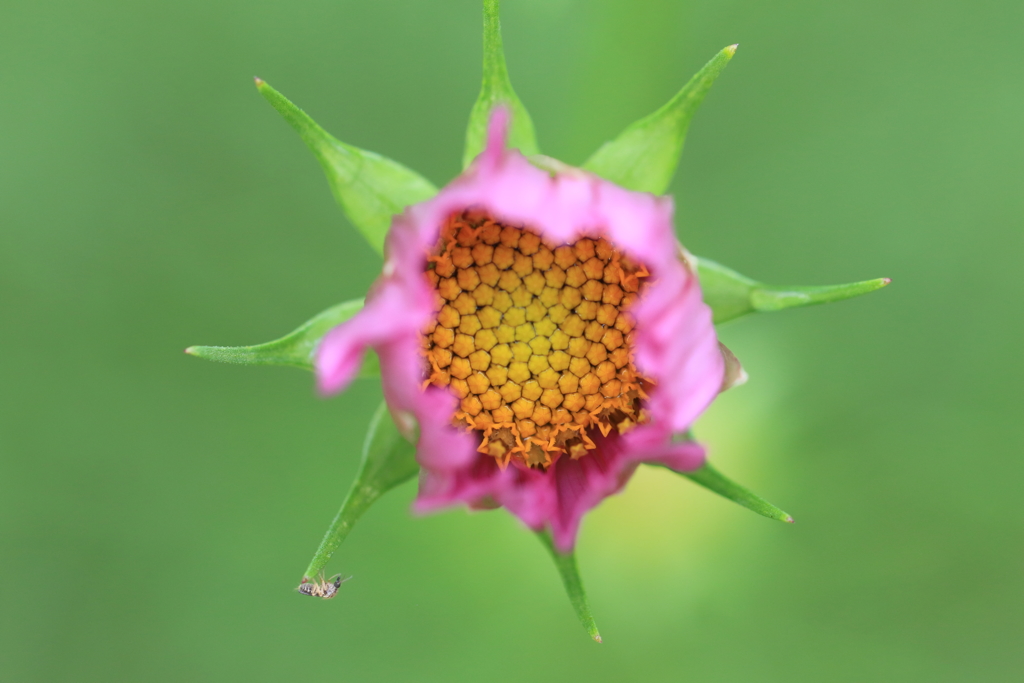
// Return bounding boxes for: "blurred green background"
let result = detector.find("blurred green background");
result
[2,0,1021,680]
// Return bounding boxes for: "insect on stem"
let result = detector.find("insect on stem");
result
[296,573,351,599]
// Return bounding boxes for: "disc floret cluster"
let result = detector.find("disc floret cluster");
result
[424,210,652,469]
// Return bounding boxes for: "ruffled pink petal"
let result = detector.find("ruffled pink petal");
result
[315,284,415,395]
[416,432,707,553]
[380,336,479,472]
[543,434,706,551]
[416,457,551,528]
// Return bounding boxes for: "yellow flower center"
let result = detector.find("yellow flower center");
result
[422,210,652,469]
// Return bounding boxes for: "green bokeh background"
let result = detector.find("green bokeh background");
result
[2,0,1021,680]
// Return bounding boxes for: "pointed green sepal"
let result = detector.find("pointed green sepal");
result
[697,257,892,324]
[185,299,379,377]
[582,45,737,195]
[301,401,419,583]
[537,531,602,642]
[255,78,438,254]
[462,0,540,168]
[680,461,793,523]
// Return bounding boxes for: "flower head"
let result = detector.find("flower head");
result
[316,111,724,550]
[187,0,889,639]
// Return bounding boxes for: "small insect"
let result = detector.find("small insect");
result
[296,573,351,599]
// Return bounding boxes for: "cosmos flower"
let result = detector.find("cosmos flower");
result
[187,0,888,639]
[315,110,726,551]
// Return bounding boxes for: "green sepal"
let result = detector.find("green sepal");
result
[679,461,793,523]
[582,45,737,195]
[462,0,540,168]
[302,401,419,583]
[185,299,379,377]
[537,531,602,643]
[255,78,438,255]
[697,257,892,324]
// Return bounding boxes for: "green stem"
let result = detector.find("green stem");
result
[303,484,380,581]
[751,278,892,312]
[538,531,602,642]
[682,461,794,523]
[462,0,539,166]
[301,402,419,581]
